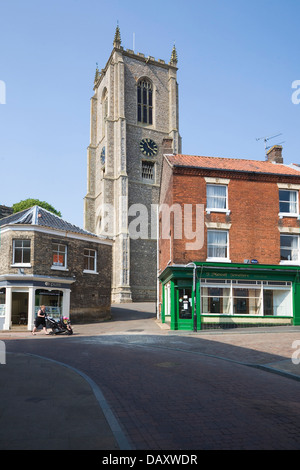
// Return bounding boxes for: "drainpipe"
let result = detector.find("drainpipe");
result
[185,262,197,332]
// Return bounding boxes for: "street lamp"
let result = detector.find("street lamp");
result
[185,262,197,332]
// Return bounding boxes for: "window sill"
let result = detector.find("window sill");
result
[11,263,31,268]
[142,179,155,185]
[206,209,231,215]
[206,258,231,263]
[202,313,293,318]
[278,213,299,219]
[51,266,69,271]
[280,261,300,266]
[137,122,154,128]
[83,269,99,275]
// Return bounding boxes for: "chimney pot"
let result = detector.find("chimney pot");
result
[266,145,283,164]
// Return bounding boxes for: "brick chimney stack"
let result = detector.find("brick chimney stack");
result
[266,145,283,164]
[162,138,174,155]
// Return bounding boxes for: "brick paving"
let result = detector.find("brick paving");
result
[1,303,300,450]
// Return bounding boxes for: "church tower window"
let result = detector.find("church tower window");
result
[102,88,108,137]
[137,79,153,125]
[142,161,155,183]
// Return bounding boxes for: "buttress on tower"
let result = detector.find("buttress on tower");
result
[84,27,181,303]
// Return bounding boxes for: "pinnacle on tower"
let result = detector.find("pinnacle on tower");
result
[94,63,100,84]
[169,44,178,66]
[113,25,122,49]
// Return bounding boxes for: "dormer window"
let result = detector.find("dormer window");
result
[137,79,153,125]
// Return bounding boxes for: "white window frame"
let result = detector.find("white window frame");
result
[206,229,230,262]
[201,280,293,317]
[83,248,98,274]
[280,234,300,265]
[164,282,171,318]
[51,243,68,271]
[279,189,299,218]
[12,239,31,267]
[206,184,229,214]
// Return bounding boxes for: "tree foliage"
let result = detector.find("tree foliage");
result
[12,199,62,217]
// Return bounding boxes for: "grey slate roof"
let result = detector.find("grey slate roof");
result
[0,205,99,238]
[0,205,13,219]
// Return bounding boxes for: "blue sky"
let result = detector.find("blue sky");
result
[0,0,299,228]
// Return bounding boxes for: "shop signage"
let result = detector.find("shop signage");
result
[44,282,63,288]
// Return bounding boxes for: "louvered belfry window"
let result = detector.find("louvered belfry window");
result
[142,161,154,182]
[137,79,153,125]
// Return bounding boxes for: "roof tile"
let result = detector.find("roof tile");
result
[166,154,300,176]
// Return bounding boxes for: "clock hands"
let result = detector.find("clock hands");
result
[145,141,152,151]
[140,139,158,156]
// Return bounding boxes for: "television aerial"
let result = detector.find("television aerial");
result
[256,133,285,158]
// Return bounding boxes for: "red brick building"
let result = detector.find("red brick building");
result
[159,146,300,330]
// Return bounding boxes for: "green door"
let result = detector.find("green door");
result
[176,287,193,330]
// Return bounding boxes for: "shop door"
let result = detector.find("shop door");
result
[264,291,273,316]
[12,292,28,325]
[177,288,193,330]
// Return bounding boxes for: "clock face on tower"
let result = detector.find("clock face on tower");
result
[139,138,158,157]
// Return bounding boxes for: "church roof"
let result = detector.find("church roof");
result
[0,205,99,238]
[165,154,300,177]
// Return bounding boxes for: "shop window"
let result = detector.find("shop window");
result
[52,243,67,269]
[206,184,228,211]
[263,289,292,316]
[164,283,171,318]
[279,190,298,216]
[201,280,292,317]
[12,239,31,265]
[233,288,261,315]
[83,248,97,273]
[280,235,299,263]
[0,289,5,317]
[201,287,231,314]
[35,289,63,319]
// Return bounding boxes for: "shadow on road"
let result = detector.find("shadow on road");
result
[110,302,156,322]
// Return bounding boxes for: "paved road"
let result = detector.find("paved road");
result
[1,303,300,450]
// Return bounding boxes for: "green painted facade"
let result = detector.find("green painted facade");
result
[159,262,300,331]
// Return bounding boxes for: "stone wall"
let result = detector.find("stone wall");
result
[0,228,112,323]
[84,44,181,303]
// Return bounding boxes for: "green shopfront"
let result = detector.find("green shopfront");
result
[159,263,300,331]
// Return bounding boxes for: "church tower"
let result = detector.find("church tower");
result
[84,26,181,302]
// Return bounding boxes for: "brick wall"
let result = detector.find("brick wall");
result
[160,166,300,266]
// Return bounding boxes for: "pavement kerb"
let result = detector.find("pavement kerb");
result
[2,351,132,451]
[247,362,300,383]
[24,353,133,450]
[123,335,300,383]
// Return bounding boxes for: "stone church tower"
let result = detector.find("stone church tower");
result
[84,26,181,302]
